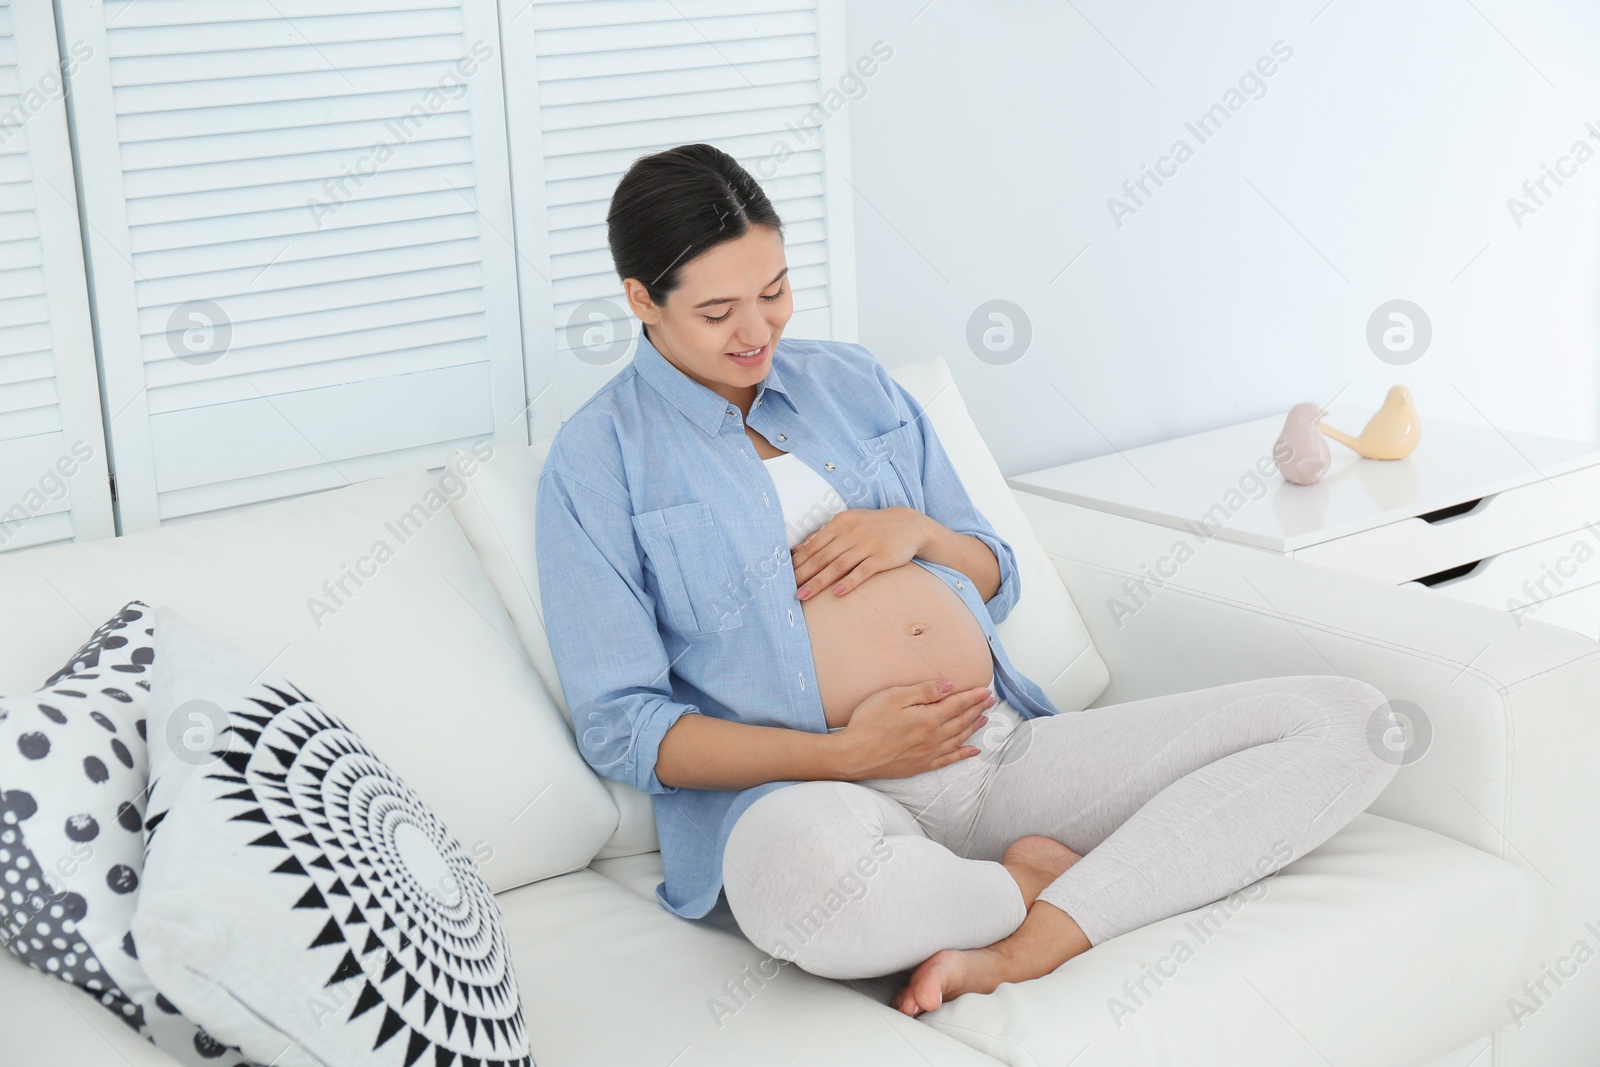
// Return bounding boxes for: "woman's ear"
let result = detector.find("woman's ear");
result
[622,277,661,329]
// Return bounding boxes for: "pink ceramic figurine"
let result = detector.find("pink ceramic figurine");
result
[1273,402,1333,485]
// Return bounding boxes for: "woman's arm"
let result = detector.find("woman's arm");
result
[653,714,840,791]
[656,679,996,790]
[914,517,1002,603]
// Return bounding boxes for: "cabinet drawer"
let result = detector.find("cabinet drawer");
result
[1293,462,1600,584]
[1414,525,1600,610]
[1422,559,1600,640]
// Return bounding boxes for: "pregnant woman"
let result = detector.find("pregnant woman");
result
[535,144,1400,1017]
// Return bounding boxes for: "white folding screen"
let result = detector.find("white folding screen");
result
[497,0,859,431]
[57,0,529,532]
[0,0,114,555]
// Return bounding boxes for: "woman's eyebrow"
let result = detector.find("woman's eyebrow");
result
[692,267,790,309]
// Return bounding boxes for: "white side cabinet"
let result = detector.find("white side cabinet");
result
[1008,404,1600,642]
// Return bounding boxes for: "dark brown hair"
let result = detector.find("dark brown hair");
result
[606,143,785,309]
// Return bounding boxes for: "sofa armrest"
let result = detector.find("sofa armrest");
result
[1016,488,1600,1061]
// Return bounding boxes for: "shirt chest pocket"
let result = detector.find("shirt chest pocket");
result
[858,421,923,510]
[632,502,746,636]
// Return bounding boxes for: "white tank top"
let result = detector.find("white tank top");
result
[764,451,847,550]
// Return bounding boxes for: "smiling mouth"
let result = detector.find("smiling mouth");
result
[726,343,768,363]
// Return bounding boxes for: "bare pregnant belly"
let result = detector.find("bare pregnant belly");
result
[802,563,995,729]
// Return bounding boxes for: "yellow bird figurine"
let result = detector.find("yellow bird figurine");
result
[1319,385,1421,460]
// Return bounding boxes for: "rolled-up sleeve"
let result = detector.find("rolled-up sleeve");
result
[535,460,700,795]
[879,366,1022,626]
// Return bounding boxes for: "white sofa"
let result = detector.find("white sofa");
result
[2,355,1595,1067]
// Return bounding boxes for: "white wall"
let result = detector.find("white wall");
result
[840,0,1600,477]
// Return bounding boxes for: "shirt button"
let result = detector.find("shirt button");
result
[956,580,965,589]
[726,407,737,416]
[777,433,787,441]
[755,397,762,407]
[824,462,835,471]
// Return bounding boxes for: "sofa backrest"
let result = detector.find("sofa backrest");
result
[443,353,1111,858]
[0,466,620,893]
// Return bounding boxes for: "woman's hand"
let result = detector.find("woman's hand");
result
[828,679,997,781]
[792,506,931,600]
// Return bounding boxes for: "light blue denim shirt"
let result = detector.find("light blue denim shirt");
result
[535,328,1064,919]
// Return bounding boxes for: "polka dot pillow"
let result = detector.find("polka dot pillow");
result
[130,605,531,1067]
[0,601,248,1064]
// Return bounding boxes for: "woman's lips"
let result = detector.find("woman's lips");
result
[726,342,768,365]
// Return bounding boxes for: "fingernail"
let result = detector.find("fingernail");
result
[833,583,845,595]
[939,679,954,692]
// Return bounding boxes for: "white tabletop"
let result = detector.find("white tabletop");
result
[1007,403,1600,553]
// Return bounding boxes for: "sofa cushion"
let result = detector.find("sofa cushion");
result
[502,867,1000,1066]
[0,464,618,894]
[0,865,1002,1067]
[131,606,529,1067]
[919,813,1541,1067]
[442,352,1112,859]
[442,440,657,861]
[588,816,1540,1067]
[884,356,1109,715]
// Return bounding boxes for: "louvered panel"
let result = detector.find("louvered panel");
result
[540,108,823,158]
[547,81,820,132]
[133,214,478,280]
[534,11,817,54]
[149,362,492,494]
[159,439,482,525]
[123,140,477,200]
[129,193,480,257]
[120,115,474,176]
[536,57,820,108]
[117,61,477,113]
[62,0,527,531]
[110,39,467,89]
[0,263,43,301]
[108,11,468,57]
[135,236,483,307]
[0,0,115,555]
[142,313,486,396]
[119,87,470,144]
[134,264,486,344]
[530,0,810,31]
[505,0,856,424]
[150,338,488,413]
[105,0,449,30]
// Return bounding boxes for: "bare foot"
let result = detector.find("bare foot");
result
[1002,835,1082,910]
[890,901,1092,1017]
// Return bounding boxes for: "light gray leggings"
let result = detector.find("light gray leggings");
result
[720,674,1400,980]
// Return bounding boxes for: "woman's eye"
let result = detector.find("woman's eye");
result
[702,286,785,324]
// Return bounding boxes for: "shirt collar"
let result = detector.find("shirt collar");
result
[633,325,798,438]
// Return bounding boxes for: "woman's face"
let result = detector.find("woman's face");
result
[626,225,793,404]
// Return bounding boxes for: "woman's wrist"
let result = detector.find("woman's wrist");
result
[812,727,862,782]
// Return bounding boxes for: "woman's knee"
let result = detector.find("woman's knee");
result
[721,782,907,979]
[1288,675,1402,793]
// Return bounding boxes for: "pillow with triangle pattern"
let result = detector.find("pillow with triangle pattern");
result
[132,605,532,1067]
[0,600,250,1064]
